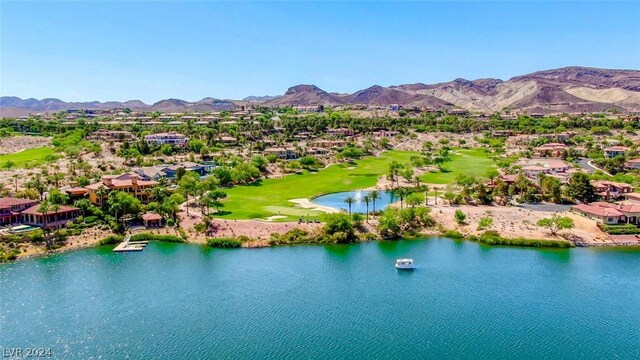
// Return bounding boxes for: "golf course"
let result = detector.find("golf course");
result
[0,147,57,169]
[216,148,495,221]
[419,148,494,184]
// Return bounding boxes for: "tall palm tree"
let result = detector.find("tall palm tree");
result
[423,185,430,206]
[369,190,380,214]
[50,203,61,237]
[96,186,108,207]
[37,201,52,248]
[392,187,410,210]
[363,195,371,223]
[344,197,355,216]
[12,174,19,193]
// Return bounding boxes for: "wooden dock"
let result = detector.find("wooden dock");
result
[113,234,149,252]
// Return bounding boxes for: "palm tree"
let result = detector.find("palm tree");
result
[369,190,380,214]
[50,203,61,237]
[344,197,355,216]
[148,186,169,203]
[392,187,410,210]
[37,201,52,248]
[96,186,108,207]
[423,185,430,206]
[363,195,371,223]
[12,174,19,193]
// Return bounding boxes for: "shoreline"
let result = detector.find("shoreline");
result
[5,228,638,264]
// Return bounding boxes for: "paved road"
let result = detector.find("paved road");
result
[576,158,597,174]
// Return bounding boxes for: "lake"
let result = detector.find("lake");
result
[1,239,639,359]
[312,190,397,213]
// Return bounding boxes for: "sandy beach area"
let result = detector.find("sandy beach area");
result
[289,198,339,213]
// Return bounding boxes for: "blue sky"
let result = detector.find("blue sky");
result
[1,1,638,103]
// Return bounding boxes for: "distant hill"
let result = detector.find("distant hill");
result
[2,66,639,116]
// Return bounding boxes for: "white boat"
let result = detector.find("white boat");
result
[395,259,414,269]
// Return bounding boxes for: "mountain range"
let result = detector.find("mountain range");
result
[2,67,639,117]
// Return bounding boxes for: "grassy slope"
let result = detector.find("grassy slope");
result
[419,148,494,184]
[0,147,56,169]
[216,150,417,220]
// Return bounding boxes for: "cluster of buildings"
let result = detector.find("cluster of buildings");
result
[517,158,580,183]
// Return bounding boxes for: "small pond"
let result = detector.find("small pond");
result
[311,190,397,213]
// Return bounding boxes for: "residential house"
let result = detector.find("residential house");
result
[326,128,355,137]
[21,205,81,229]
[592,181,633,201]
[85,174,159,205]
[0,198,38,225]
[144,132,189,147]
[521,165,549,179]
[264,147,300,160]
[306,147,330,156]
[604,146,629,158]
[372,130,399,138]
[625,158,640,170]
[88,130,135,142]
[533,143,568,157]
[572,202,640,225]
[310,140,347,149]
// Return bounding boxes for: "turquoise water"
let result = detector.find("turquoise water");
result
[312,190,396,213]
[1,240,639,359]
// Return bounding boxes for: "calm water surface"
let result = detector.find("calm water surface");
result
[312,190,396,213]
[1,239,639,359]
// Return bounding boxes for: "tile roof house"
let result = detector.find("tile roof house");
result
[592,181,633,201]
[604,146,630,158]
[21,205,81,230]
[533,143,569,157]
[624,158,640,170]
[572,201,640,225]
[85,174,159,205]
[0,197,39,225]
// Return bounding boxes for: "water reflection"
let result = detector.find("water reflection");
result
[323,243,357,259]
[537,249,572,263]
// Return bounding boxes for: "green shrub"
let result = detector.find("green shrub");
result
[598,223,640,235]
[443,230,464,238]
[99,235,124,245]
[269,228,313,245]
[207,237,243,248]
[476,231,573,248]
[130,233,185,243]
[167,218,175,227]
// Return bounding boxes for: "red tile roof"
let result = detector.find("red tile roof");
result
[0,197,38,207]
[572,204,622,217]
[21,205,79,215]
[141,213,162,221]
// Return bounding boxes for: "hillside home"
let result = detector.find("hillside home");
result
[21,205,81,230]
[264,147,300,160]
[0,198,39,225]
[144,132,189,147]
[85,174,159,205]
[533,143,568,157]
[592,181,633,201]
[625,158,640,170]
[88,130,135,142]
[326,128,355,137]
[604,146,630,158]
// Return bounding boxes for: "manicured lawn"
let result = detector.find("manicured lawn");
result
[216,150,417,220]
[0,147,57,169]
[419,148,495,184]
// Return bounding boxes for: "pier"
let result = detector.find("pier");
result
[113,234,149,252]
